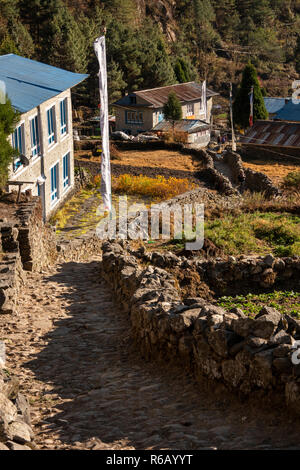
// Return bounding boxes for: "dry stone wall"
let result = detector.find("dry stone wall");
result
[132,249,300,296]
[102,241,300,415]
[0,369,35,450]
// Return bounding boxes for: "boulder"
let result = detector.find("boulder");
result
[222,359,247,388]
[170,309,201,334]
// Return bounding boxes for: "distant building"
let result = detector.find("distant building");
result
[264,97,289,119]
[0,54,88,219]
[240,120,300,158]
[152,119,211,147]
[113,82,218,137]
[275,99,300,122]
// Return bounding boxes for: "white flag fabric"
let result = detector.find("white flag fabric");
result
[94,36,112,212]
[202,80,207,122]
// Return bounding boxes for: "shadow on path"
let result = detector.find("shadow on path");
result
[24,260,300,450]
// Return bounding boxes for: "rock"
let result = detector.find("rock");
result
[6,441,31,450]
[273,357,292,374]
[229,307,246,318]
[270,330,293,346]
[0,342,5,368]
[285,315,300,336]
[0,442,9,450]
[0,392,17,424]
[231,317,255,338]
[15,394,31,426]
[193,316,208,335]
[285,382,300,414]
[222,359,247,388]
[5,421,32,444]
[253,307,282,339]
[184,297,207,307]
[207,329,238,358]
[178,335,194,358]
[263,254,275,268]
[246,336,268,349]
[250,350,273,389]
[2,377,19,400]
[260,268,277,288]
[169,309,201,334]
[273,344,294,358]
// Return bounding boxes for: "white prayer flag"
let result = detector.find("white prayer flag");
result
[202,80,207,122]
[94,36,112,212]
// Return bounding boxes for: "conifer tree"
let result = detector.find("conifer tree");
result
[0,98,19,189]
[233,63,268,129]
[163,91,183,137]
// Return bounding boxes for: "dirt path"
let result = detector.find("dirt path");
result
[2,257,300,450]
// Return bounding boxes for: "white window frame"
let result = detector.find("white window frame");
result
[46,105,56,147]
[59,97,68,137]
[62,151,71,192]
[29,114,41,159]
[50,160,59,207]
[12,121,25,173]
[186,103,194,117]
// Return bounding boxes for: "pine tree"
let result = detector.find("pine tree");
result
[0,98,19,189]
[233,63,268,129]
[0,0,35,58]
[174,58,192,83]
[0,34,19,55]
[163,91,183,136]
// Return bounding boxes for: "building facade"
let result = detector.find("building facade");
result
[113,82,218,136]
[0,54,87,219]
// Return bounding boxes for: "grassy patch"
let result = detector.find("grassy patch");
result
[217,291,300,318]
[205,212,300,256]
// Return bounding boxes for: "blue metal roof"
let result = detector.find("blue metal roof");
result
[275,99,300,122]
[264,97,288,114]
[0,54,88,113]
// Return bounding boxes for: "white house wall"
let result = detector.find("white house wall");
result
[8,89,74,219]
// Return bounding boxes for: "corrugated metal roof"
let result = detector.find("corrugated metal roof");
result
[240,120,300,147]
[152,119,209,134]
[275,99,300,122]
[0,54,88,113]
[264,97,288,114]
[114,82,218,109]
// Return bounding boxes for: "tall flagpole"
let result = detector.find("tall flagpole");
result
[229,83,237,151]
[94,34,112,212]
[249,86,254,128]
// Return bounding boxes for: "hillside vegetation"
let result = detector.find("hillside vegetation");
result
[0,0,299,106]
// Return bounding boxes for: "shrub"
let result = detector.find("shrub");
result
[282,171,300,193]
[111,174,196,201]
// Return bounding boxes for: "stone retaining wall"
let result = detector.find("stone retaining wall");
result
[15,199,57,272]
[56,234,103,263]
[131,249,300,296]
[0,369,35,450]
[102,241,300,415]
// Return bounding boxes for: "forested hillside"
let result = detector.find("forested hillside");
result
[0,0,299,107]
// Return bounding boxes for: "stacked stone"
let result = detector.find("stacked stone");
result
[0,370,34,450]
[244,168,280,197]
[131,249,300,296]
[102,241,300,414]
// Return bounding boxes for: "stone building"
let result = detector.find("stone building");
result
[0,54,88,219]
[113,81,218,138]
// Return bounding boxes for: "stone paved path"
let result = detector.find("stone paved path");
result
[2,257,300,450]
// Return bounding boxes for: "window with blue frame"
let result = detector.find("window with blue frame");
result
[63,152,70,190]
[47,106,56,146]
[60,99,68,136]
[30,116,40,157]
[125,111,143,124]
[12,124,25,172]
[50,163,59,204]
